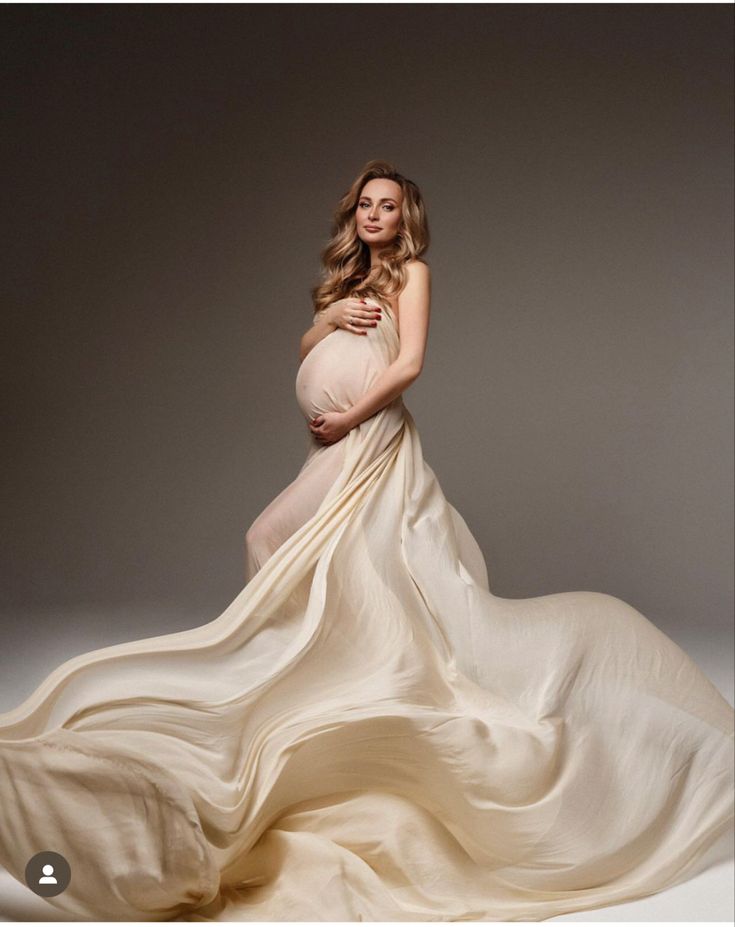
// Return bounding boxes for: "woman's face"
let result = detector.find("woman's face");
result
[355,178,403,247]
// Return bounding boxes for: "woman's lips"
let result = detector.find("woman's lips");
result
[365,227,382,232]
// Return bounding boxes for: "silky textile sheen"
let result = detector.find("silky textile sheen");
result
[0,301,732,922]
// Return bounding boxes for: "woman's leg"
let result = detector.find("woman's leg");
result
[244,440,346,582]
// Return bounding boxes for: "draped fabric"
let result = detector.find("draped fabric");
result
[0,301,732,921]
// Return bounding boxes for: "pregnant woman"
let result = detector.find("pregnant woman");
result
[0,159,732,922]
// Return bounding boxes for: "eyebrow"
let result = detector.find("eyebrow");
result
[359,196,398,204]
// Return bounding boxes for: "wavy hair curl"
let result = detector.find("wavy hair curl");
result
[311,159,430,316]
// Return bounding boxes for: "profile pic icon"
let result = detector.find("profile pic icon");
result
[24,850,71,897]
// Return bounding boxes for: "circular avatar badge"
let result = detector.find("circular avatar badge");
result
[24,850,71,897]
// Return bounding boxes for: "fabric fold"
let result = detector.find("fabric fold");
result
[0,300,732,921]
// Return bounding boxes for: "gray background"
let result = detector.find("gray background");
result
[1,5,733,710]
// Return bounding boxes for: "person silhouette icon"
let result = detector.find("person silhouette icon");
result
[38,863,57,885]
[23,850,71,898]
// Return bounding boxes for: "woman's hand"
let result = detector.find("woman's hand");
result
[309,410,353,445]
[326,297,382,335]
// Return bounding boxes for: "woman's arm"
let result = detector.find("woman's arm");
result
[344,261,431,430]
[299,310,336,363]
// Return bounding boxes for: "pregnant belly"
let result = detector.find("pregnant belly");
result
[295,329,384,420]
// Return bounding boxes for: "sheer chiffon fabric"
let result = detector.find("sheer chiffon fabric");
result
[0,302,732,921]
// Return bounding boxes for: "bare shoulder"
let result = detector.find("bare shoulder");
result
[378,262,430,333]
[399,259,431,302]
[391,261,430,324]
[388,261,430,340]
[404,259,431,281]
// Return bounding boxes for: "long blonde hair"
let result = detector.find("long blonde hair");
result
[311,159,430,315]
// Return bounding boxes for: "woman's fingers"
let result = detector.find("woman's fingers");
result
[347,303,382,332]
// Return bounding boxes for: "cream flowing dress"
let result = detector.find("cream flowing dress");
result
[0,299,732,922]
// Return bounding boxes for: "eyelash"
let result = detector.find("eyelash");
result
[359,201,395,211]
